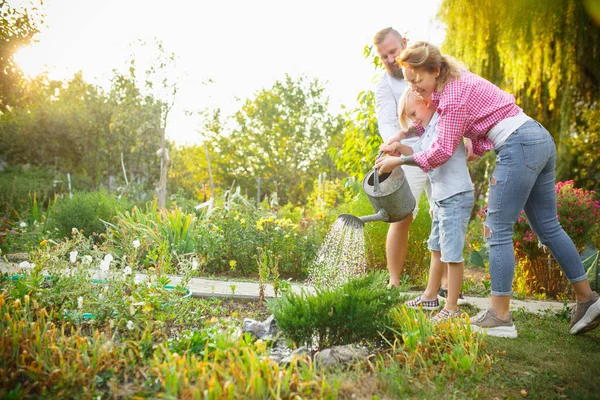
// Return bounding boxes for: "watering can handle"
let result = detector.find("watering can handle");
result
[373,151,385,192]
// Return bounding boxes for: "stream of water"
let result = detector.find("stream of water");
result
[308,216,367,288]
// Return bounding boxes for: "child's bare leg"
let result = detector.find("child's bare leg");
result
[441,267,448,290]
[422,250,444,300]
[445,261,465,311]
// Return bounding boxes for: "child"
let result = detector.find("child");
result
[375,88,474,322]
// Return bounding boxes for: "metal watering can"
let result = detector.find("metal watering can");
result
[339,159,416,228]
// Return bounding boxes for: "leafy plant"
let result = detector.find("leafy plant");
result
[268,271,398,349]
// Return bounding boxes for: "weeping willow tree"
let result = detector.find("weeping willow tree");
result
[439,0,600,189]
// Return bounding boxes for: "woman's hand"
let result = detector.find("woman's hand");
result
[374,156,402,174]
[464,138,478,162]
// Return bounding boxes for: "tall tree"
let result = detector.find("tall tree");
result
[439,0,600,189]
[0,1,43,112]
[210,75,343,205]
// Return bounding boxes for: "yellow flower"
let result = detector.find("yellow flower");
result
[229,260,237,269]
[240,218,245,224]
[39,239,48,246]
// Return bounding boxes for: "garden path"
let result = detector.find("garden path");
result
[0,259,572,314]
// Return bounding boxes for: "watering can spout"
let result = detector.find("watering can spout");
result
[359,209,389,224]
[338,209,390,229]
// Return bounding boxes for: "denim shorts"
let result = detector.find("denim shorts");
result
[428,191,475,263]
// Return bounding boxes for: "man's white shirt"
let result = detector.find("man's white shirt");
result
[374,71,409,142]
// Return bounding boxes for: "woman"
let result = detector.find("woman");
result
[375,41,600,338]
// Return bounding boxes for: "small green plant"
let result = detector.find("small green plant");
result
[255,247,283,300]
[268,271,398,349]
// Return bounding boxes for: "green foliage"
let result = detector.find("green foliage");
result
[199,206,321,278]
[47,190,130,238]
[267,272,398,349]
[584,251,600,291]
[0,268,338,398]
[0,1,42,111]
[330,45,384,181]
[105,199,322,277]
[0,64,163,192]
[377,307,490,397]
[561,100,600,192]
[439,0,600,191]
[330,90,382,180]
[513,180,600,297]
[0,166,60,219]
[168,145,213,201]
[209,74,344,205]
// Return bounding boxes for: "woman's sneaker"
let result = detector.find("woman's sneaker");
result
[405,295,440,310]
[569,292,600,335]
[432,308,461,324]
[438,288,468,305]
[469,308,518,338]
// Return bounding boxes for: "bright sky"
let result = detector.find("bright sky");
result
[13,0,445,145]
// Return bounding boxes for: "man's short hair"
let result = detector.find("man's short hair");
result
[373,27,403,45]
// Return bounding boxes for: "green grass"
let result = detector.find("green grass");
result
[480,310,600,399]
[351,306,600,399]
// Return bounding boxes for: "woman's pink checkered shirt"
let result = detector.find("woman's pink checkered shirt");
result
[413,70,523,172]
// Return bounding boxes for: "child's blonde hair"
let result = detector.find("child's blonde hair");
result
[397,88,422,130]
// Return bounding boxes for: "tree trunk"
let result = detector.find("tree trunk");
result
[158,127,168,209]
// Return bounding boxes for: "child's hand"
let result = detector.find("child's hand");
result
[379,142,413,157]
[380,142,402,156]
[374,156,402,174]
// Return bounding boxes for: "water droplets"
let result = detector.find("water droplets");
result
[308,217,367,288]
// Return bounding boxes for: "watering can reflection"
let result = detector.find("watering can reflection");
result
[339,164,415,228]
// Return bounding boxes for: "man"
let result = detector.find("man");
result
[373,27,461,301]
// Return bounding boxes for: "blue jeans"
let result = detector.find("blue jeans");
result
[428,191,474,263]
[485,120,588,296]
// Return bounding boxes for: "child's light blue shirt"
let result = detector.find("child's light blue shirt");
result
[412,112,474,202]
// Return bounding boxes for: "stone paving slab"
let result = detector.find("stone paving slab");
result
[1,260,572,313]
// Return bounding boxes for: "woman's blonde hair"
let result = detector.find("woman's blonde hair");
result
[397,41,463,91]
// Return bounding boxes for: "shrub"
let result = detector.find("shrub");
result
[47,190,130,238]
[105,199,320,277]
[196,205,320,278]
[513,181,600,298]
[267,271,398,349]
